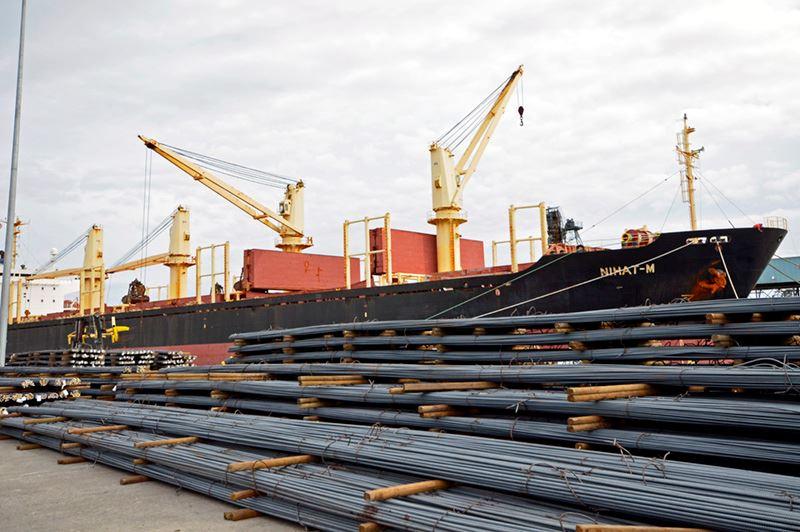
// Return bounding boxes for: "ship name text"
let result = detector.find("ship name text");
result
[600,263,656,277]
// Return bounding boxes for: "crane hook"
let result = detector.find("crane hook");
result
[518,105,524,126]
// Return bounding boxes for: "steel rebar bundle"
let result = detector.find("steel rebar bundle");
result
[228,345,800,364]
[1,417,632,532]
[113,378,800,432]
[160,361,800,391]
[116,390,800,465]
[0,426,360,531]
[10,400,800,531]
[229,297,800,342]
[230,321,800,354]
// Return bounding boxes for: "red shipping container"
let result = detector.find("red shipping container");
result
[243,249,360,292]
[369,228,484,275]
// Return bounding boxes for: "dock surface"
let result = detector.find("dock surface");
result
[0,439,301,531]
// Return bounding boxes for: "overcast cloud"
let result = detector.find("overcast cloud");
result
[1,0,799,300]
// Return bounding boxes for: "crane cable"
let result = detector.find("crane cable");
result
[696,169,800,286]
[161,142,298,190]
[140,149,153,281]
[436,75,510,151]
[32,227,91,274]
[582,171,679,235]
[113,207,177,269]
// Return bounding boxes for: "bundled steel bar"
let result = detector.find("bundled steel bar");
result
[117,390,800,465]
[230,321,800,354]
[11,400,800,531]
[1,417,631,532]
[229,345,800,364]
[230,297,800,342]
[0,366,139,375]
[0,426,359,532]
[159,361,800,391]
[113,379,800,432]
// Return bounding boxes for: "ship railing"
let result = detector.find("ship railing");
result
[195,242,231,304]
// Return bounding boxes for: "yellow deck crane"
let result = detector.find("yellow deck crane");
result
[139,136,312,253]
[428,66,524,272]
[107,206,193,300]
[26,225,105,313]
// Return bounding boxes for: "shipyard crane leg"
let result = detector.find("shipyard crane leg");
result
[165,207,192,299]
[79,226,104,313]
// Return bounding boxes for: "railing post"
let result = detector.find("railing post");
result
[384,213,392,285]
[223,241,230,302]
[195,246,202,304]
[509,205,518,273]
[343,220,350,289]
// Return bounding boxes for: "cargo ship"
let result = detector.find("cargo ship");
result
[3,67,788,364]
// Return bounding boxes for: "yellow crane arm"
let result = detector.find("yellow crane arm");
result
[106,252,170,274]
[138,136,303,237]
[453,65,523,199]
[25,266,82,281]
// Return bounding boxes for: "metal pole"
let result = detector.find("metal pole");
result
[363,217,371,288]
[343,221,350,289]
[0,0,27,366]
[508,206,518,273]
[384,213,392,286]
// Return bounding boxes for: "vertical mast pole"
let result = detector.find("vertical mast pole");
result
[0,0,27,366]
[681,114,699,231]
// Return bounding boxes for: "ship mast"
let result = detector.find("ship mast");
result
[677,114,704,231]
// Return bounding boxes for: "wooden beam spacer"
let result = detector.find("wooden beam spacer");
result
[23,416,68,425]
[133,436,199,449]
[68,424,128,435]
[230,489,259,501]
[364,479,453,501]
[389,381,498,394]
[120,475,151,485]
[227,454,317,472]
[58,456,87,465]
[224,508,261,521]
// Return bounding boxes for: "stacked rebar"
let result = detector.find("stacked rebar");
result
[5,296,800,530]
[0,375,82,405]
[7,349,194,370]
[6,400,800,531]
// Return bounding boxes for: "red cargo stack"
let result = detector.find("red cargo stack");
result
[242,249,360,292]
[369,228,484,276]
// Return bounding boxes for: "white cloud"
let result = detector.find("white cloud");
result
[0,0,798,301]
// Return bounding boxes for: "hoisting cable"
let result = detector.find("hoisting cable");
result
[161,142,298,189]
[425,251,576,319]
[445,92,504,151]
[659,179,682,232]
[698,175,735,228]
[715,242,739,299]
[474,241,694,318]
[697,171,800,286]
[436,75,510,150]
[113,207,177,269]
[33,228,91,274]
[765,259,800,286]
[140,148,153,281]
[696,170,756,225]
[582,171,679,235]
[517,75,524,126]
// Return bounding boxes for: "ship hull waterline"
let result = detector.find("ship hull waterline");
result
[7,227,786,365]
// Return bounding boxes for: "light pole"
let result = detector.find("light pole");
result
[0,0,28,366]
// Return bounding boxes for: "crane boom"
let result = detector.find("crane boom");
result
[139,136,311,252]
[428,65,524,272]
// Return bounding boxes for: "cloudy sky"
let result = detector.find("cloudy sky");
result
[1,0,798,301]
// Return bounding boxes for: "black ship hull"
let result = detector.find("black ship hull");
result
[7,227,786,363]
